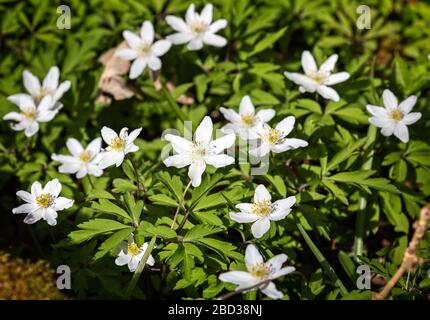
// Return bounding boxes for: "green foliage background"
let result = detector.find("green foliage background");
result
[0,0,429,299]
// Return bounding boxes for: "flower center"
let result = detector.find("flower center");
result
[190,21,208,34]
[21,107,37,120]
[139,43,151,56]
[36,193,54,208]
[79,151,93,163]
[110,137,126,151]
[251,199,272,217]
[189,141,207,161]
[241,114,256,128]
[308,70,328,84]
[262,128,281,145]
[34,88,50,101]
[250,263,270,278]
[127,243,140,256]
[389,109,404,121]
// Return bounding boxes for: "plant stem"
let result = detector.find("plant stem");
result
[27,225,44,257]
[162,85,187,122]
[171,181,192,229]
[353,125,377,261]
[295,220,348,297]
[129,157,142,197]
[87,175,95,189]
[125,235,157,298]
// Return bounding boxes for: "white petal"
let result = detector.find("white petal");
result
[126,128,142,144]
[123,30,142,49]
[12,94,36,111]
[275,116,295,136]
[58,162,81,174]
[301,51,317,74]
[194,116,213,145]
[239,96,255,115]
[43,178,61,197]
[219,271,256,286]
[129,57,147,79]
[37,95,54,113]
[200,4,213,24]
[115,251,130,266]
[381,124,395,137]
[23,209,43,224]
[209,133,235,154]
[272,138,308,153]
[42,66,59,92]
[23,122,39,137]
[88,164,103,177]
[229,211,259,223]
[101,126,118,144]
[23,70,41,95]
[187,38,204,51]
[383,89,398,109]
[398,96,417,114]
[185,3,196,24]
[165,16,189,33]
[271,197,295,221]
[3,112,23,121]
[16,190,33,203]
[167,32,194,45]
[86,137,102,155]
[284,72,317,91]
[12,203,37,214]
[325,72,350,85]
[205,154,234,168]
[366,105,388,118]
[267,254,288,273]
[249,143,271,157]
[148,56,161,71]
[53,197,74,211]
[66,138,84,157]
[52,154,78,164]
[115,48,138,60]
[245,244,264,270]
[53,81,71,101]
[368,116,388,128]
[394,123,409,143]
[188,161,206,187]
[202,33,227,47]
[146,255,155,266]
[165,134,192,154]
[219,107,241,123]
[254,184,271,202]
[272,266,295,279]
[163,155,191,168]
[208,19,227,33]
[31,181,43,196]
[319,54,338,73]
[128,256,140,272]
[256,109,275,123]
[36,109,57,122]
[98,151,120,169]
[151,40,171,56]
[402,112,421,125]
[260,281,284,299]
[251,218,271,238]
[43,208,58,226]
[140,21,154,44]
[236,203,253,213]
[114,153,125,166]
[317,85,339,101]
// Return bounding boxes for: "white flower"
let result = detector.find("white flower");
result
[163,116,235,187]
[219,244,295,299]
[220,96,275,140]
[166,3,227,51]
[3,94,57,137]
[249,116,308,157]
[12,178,74,226]
[367,89,421,143]
[116,21,172,79]
[115,235,155,272]
[284,51,350,102]
[229,185,296,239]
[99,127,142,169]
[12,66,71,104]
[52,138,103,179]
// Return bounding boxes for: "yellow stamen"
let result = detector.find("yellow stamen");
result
[79,151,93,163]
[127,243,140,256]
[262,128,281,145]
[389,109,403,121]
[190,21,207,34]
[251,199,272,217]
[36,193,54,208]
[110,137,126,151]
[250,263,270,278]
[21,108,37,120]
[241,114,256,127]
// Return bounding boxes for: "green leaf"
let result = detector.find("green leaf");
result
[184,225,223,241]
[248,27,287,57]
[92,199,132,221]
[68,219,130,244]
[149,194,178,207]
[94,228,133,260]
[326,138,366,172]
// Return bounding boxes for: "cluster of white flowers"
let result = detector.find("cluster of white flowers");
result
[5,2,424,296]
